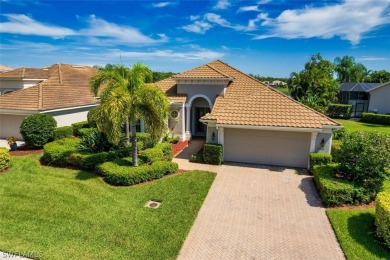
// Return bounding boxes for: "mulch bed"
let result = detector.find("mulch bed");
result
[9,146,43,156]
[328,202,375,210]
[171,141,189,157]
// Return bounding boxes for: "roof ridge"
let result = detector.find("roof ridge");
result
[206,64,232,79]
[38,84,43,110]
[22,68,25,78]
[58,64,63,84]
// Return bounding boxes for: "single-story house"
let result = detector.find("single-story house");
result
[0,64,97,140]
[150,60,342,168]
[338,82,390,117]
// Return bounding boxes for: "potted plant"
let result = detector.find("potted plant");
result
[7,136,17,151]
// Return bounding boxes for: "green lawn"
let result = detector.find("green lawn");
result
[0,154,216,260]
[274,87,290,95]
[326,182,390,259]
[335,119,390,134]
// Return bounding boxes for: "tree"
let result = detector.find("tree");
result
[90,63,170,166]
[334,55,368,82]
[288,54,338,112]
[364,70,390,83]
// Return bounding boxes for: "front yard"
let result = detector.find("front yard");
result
[0,154,215,259]
[335,119,390,133]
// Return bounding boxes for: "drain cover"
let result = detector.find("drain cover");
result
[145,201,161,208]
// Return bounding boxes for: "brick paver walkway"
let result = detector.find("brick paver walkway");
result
[177,162,345,260]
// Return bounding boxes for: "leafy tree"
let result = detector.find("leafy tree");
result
[334,55,368,82]
[288,54,338,112]
[151,71,176,82]
[90,63,170,166]
[364,70,390,83]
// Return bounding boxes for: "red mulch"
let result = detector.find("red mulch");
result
[172,141,189,156]
[9,146,43,156]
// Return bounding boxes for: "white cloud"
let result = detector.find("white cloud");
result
[258,0,271,4]
[0,14,75,38]
[238,6,260,12]
[152,2,172,8]
[254,0,390,44]
[359,56,388,61]
[190,15,200,21]
[110,48,224,61]
[214,0,230,10]
[81,15,168,44]
[182,20,212,34]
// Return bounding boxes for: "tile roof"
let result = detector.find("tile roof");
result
[155,60,340,129]
[0,67,49,79]
[0,65,13,72]
[338,82,381,92]
[0,64,97,111]
[172,64,231,79]
[147,78,186,103]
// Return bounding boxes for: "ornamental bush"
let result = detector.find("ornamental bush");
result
[331,140,342,162]
[309,153,332,171]
[376,191,390,249]
[78,128,113,153]
[155,143,173,161]
[0,148,11,172]
[361,113,390,125]
[133,132,155,149]
[327,104,352,119]
[333,128,347,140]
[71,121,90,136]
[87,107,98,127]
[41,138,81,166]
[53,126,73,140]
[203,143,223,165]
[20,113,57,149]
[140,148,164,164]
[313,164,374,206]
[97,160,178,186]
[338,131,390,194]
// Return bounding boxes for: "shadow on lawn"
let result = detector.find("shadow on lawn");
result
[348,213,390,258]
[75,170,99,181]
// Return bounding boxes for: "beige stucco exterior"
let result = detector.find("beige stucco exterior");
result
[0,114,26,140]
[368,83,390,114]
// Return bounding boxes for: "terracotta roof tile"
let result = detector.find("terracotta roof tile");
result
[0,64,97,111]
[148,78,186,103]
[172,64,231,79]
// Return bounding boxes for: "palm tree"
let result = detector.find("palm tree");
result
[90,63,170,166]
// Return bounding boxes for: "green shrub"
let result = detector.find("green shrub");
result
[71,121,90,136]
[20,114,57,149]
[140,148,164,164]
[97,161,178,186]
[203,143,223,165]
[327,104,352,119]
[376,191,390,248]
[53,126,73,140]
[155,143,173,161]
[309,153,332,171]
[361,113,390,125]
[331,140,342,161]
[333,128,347,140]
[190,150,204,163]
[87,107,98,127]
[79,147,132,171]
[78,128,97,138]
[338,131,390,193]
[313,164,374,206]
[41,138,81,166]
[134,132,155,149]
[0,148,11,172]
[78,129,113,153]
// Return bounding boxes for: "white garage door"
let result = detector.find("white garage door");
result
[224,128,311,168]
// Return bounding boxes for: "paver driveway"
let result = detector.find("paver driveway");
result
[176,162,345,260]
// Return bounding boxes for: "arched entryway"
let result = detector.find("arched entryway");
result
[185,95,212,139]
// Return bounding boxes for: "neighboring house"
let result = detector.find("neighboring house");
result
[337,82,390,117]
[269,80,287,87]
[0,64,97,140]
[151,60,341,168]
[0,65,13,73]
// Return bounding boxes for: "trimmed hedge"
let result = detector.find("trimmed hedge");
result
[87,107,98,127]
[97,161,178,186]
[71,121,90,136]
[133,132,155,149]
[20,113,57,149]
[313,164,374,206]
[376,191,390,249]
[78,128,97,138]
[361,113,390,125]
[41,138,81,166]
[309,153,332,171]
[155,143,173,161]
[333,128,347,140]
[0,148,11,172]
[53,126,73,140]
[331,140,342,162]
[203,143,223,165]
[139,143,173,164]
[190,150,204,163]
[327,104,352,119]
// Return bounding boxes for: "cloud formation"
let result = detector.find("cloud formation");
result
[213,0,230,10]
[152,2,173,8]
[255,0,390,44]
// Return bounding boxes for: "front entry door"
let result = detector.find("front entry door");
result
[194,107,210,136]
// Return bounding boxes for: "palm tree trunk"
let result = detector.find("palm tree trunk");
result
[130,116,138,167]
[125,117,130,146]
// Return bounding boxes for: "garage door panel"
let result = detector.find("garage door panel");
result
[224,128,310,168]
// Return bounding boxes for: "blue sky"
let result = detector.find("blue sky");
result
[0,0,389,77]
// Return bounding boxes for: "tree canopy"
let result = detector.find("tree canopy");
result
[334,56,368,83]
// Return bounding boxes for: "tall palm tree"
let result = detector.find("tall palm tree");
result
[90,63,170,166]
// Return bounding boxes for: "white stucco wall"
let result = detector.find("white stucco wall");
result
[168,104,184,137]
[315,132,332,154]
[177,84,225,105]
[0,114,27,140]
[0,79,44,95]
[369,84,390,114]
[47,107,93,127]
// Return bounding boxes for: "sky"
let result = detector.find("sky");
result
[0,0,389,77]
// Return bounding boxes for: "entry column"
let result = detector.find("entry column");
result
[185,104,191,140]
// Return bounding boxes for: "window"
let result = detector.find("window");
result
[136,120,141,132]
[170,110,179,120]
